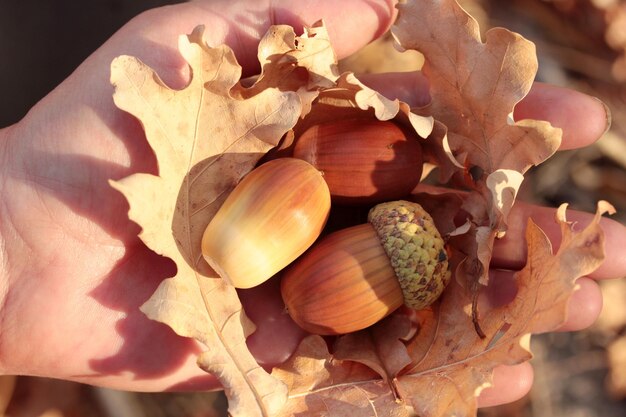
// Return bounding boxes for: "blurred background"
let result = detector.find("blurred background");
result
[1,0,626,416]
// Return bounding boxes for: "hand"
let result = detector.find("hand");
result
[0,0,624,411]
[0,0,396,392]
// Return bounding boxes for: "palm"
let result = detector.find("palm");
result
[2,78,204,390]
[0,0,397,392]
[0,0,622,409]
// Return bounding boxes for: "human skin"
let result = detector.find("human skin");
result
[0,0,625,410]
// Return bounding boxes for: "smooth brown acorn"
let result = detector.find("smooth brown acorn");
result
[281,200,451,335]
[202,158,331,289]
[293,119,424,205]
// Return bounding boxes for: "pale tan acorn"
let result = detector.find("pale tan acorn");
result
[202,158,331,289]
[281,200,451,335]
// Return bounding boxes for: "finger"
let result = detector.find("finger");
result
[485,270,603,332]
[238,276,307,369]
[357,71,431,108]
[190,0,396,72]
[558,277,603,332]
[100,0,395,88]
[16,0,397,184]
[24,0,396,137]
[514,82,610,150]
[492,201,626,280]
[358,74,609,150]
[477,362,533,408]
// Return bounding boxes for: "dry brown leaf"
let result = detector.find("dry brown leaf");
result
[302,72,434,136]
[396,201,613,416]
[333,315,414,386]
[256,21,338,90]
[392,0,563,302]
[108,1,615,415]
[272,336,411,417]
[274,202,612,417]
[393,0,562,176]
[271,71,438,158]
[110,26,304,416]
[241,21,338,117]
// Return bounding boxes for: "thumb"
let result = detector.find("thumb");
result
[250,0,397,63]
[16,0,397,156]
[33,0,396,118]
[99,0,397,76]
[129,0,397,77]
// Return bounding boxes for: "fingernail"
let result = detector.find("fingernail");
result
[594,96,612,138]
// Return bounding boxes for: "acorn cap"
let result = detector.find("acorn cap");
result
[367,200,451,309]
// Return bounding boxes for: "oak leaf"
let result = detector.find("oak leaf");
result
[110,26,309,416]
[392,0,563,300]
[397,201,615,416]
[393,0,562,175]
[270,71,439,159]
[272,335,411,417]
[241,20,338,117]
[108,1,614,416]
[273,202,613,417]
[333,314,414,387]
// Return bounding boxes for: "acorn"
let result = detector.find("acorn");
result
[293,119,423,205]
[202,158,331,289]
[281,200,451,335]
